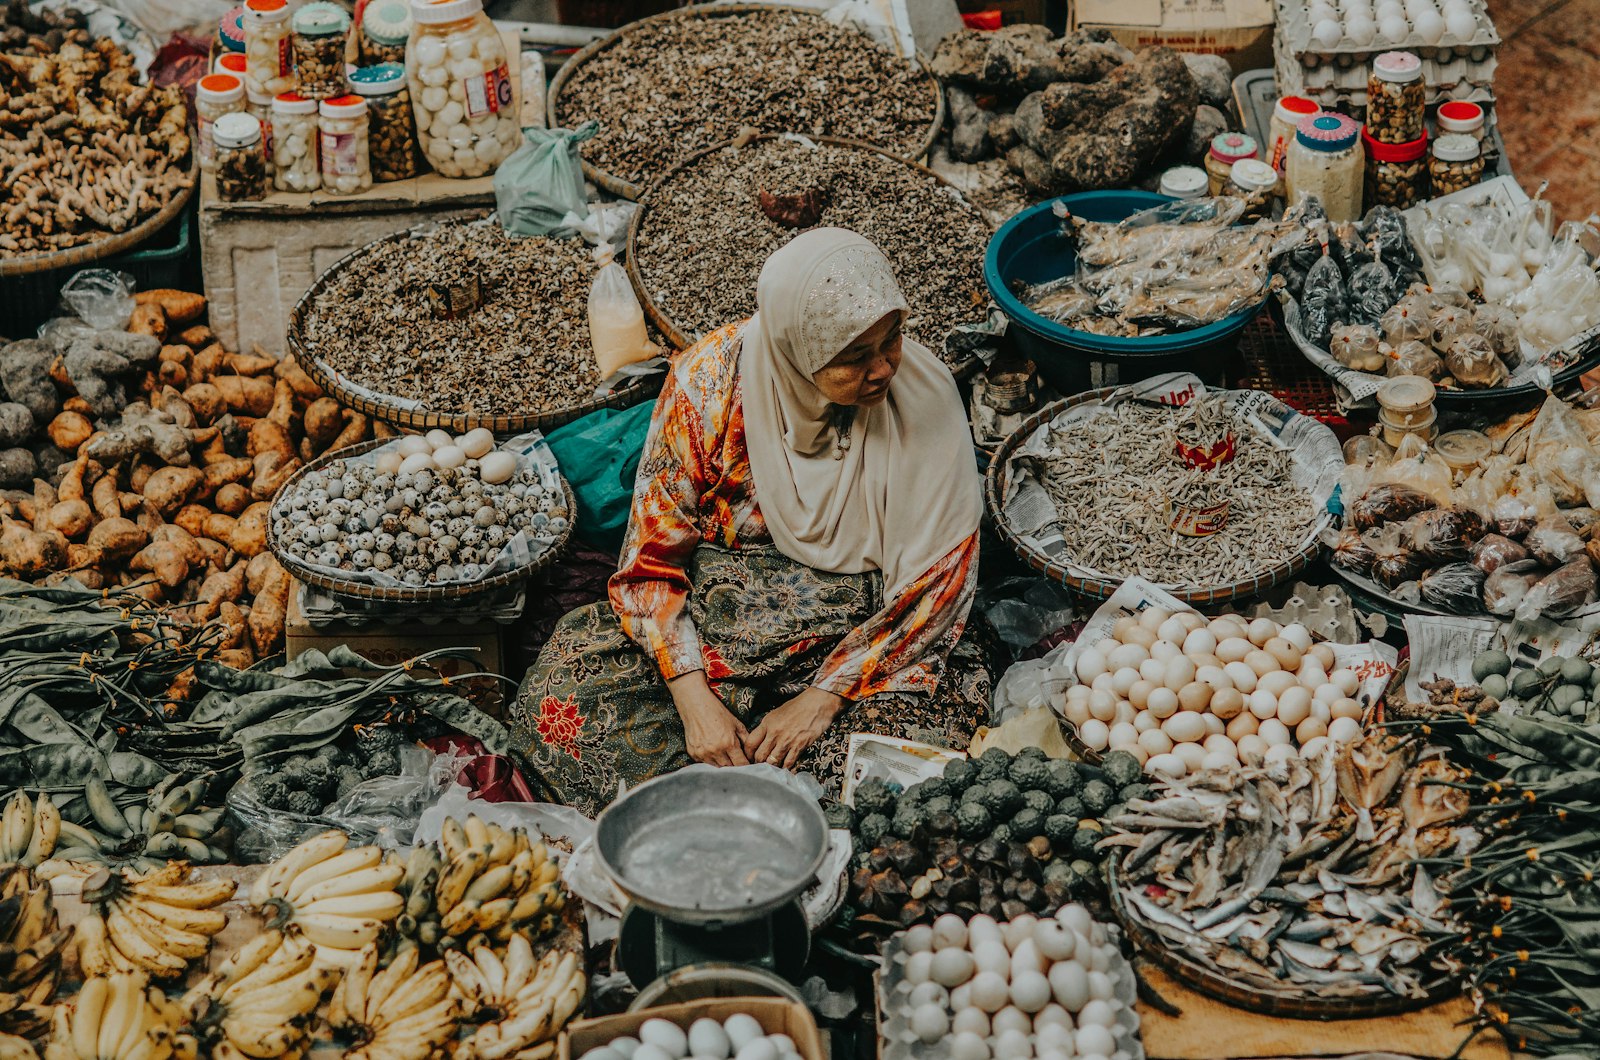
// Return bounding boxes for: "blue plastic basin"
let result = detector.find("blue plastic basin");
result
[984,191,1269,393]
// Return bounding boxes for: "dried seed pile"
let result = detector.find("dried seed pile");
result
[554,9,938,187]
[635,138,990,363]
[299,222,601,418]
[1039,397,1318,587]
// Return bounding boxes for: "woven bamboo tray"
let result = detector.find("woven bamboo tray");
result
[984,391,1326,606]
[266,438,577,603]
[0,153,197,276]
[547,3,945,201]
[1108,860,1460,1020]
[286,225,662,434]
[625,133,988,379]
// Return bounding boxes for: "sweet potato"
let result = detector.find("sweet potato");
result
[128,455,158,494]
[46,499,92,539]
[134,289,206,326]
[202,457,253,496]
[156,360,188,390]
[128,303,166,341]
[227,353,277,377]
[129,540,189,588]
[151,524,207,569]
[215,376,275,417]
[118,579,166,603]
[214,647,255,668]
[373,421,399,440]
[302,398,344,448]
[47,412,93,452]
[57,456,89,502]
[191,343,227,383]
[143,465,205,515]
[183,383,225,424]
[193,560,245,622]
[215,600,248,650]
[202,513,237,544]
[274,355,322,402]
[249,563,291,657]
[267,379,299,431]
[175,324,214,349]
[86,517,146,562]
[151,387,196,429]
[251,453,300,501]
[194,537,229,570]
[0,519,67,576]
[246,551,282,595]
[90,473,121,522]
[61,397,92,416]
[174,504,210,538]
[199,435,231,465]
[30,480,54,532]
[249,418,294,463]
[328,411,369,452]
[214,483,251,515]
[231,502,271,557]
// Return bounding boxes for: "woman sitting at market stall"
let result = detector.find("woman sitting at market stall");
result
[512,228,992,814]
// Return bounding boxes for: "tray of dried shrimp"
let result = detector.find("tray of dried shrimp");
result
[985,373,1342,605]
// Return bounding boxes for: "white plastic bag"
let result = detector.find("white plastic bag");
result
[587,244,658,379]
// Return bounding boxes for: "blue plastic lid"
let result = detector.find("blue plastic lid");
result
[349,62,406,95]
[1296,113,1360,153]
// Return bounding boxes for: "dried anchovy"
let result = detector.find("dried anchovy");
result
[554,9,937,187]
[299,221,602,418]
[636,138,990,362]
[1040,396,1318,587]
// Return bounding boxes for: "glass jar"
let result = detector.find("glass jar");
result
[242,0,294,99]
[319,95,373,195]
[1205,131,1258,197]
[1362,127,1428,209]
[1286,113,1364,222]
[350,63,421,182]
[1436,100,1486,147]
[1225,158,1278,220]
[1268,95,1319,193]
[1158,165,1208,201]
[360,0,412,65]
[1430,133,1485,197]
[214,112,267,201]
[196,73,245,173]
[1367,51,1425,144]
[271,92,320,193]
[407,0,520,179]
[292,2,352,100]
[215,51,247,77]
[218,5,245,55]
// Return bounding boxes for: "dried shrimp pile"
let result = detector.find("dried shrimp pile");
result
[1040,397,1318,587]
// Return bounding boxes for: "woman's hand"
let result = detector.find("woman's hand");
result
[668,671,750,767]
[744,687,846,770]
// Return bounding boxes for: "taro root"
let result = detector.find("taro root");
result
[757,187,827,228]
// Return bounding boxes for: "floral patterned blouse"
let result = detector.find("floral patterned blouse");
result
[609,321,979,702]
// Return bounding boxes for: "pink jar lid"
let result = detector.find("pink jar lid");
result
[1209,132,1259,164]
[1373,51,1423,83]
[1296,113,1360,152]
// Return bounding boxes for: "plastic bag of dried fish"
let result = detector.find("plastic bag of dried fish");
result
[1515,557,1599,620]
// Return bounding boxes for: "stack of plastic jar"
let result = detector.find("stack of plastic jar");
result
[1367,52,1425,145]
[319,95,373,195]
[350,64,421,182]
[407,0,520,178]
[214,112,268,202]
[1205,132,1258,197]
[242,0,294,99]
[291,2,352,101]
[1436,101,1486,148]
[1158,166,1208,201]
[196,73,245,173]
[1267,96,1319,194]
[360,0,412,64]
[214,51,247,77]
[1287,113,1364,222]
[1430,134,1486,196]
[1362,127,1428,209]
[271,92,320,193]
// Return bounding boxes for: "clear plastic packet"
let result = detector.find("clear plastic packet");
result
[1444,333,1507,389]
[1350,482,1439,530]
[1427,284,1473,309]
[1348,258,1399,326]
[1330,526,1379,576]
[1369,524,1425,589]
[1515,558,1599,621]
[1329,221,1373,275]
[1302,251,1348,348]
[1419,562,1486,613]
[1563,507,1600,539]
[1524,393,1600,508]
[1400,506,1484,563]
[1430,303,1474,350]
[1381,297,1433,346]
[1525,514,1586,566]
[1471,533,1531,574]
[1360,205,1416,271]
[1386,339,1445,380]
[57,269,136,330]
[587,244,660,379]
[1471,303,1522,366]
[1484,562,1541,615]
[1331,322,1385,371]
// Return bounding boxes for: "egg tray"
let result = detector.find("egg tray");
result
[876,923,1145,1060]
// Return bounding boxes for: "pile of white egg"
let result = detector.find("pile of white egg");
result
[1058,609,1367,778]
[581,1015,802,1060]
[1306,0,1479,48]
[373,427,516,483]
[892,909,1135,1060]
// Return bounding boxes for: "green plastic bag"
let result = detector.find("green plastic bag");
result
[494,121,599,237]
[546,398,657,553]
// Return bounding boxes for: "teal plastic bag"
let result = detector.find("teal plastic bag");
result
[494,121,599,237]
[546,398,657,553]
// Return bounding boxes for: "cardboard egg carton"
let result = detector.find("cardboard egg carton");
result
[1273,0,1499,110]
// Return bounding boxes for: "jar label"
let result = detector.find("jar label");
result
[1268,134,1289,174]
[260,118,274,161]
[278,36,291,77]
[464,63,512,120]
[320,130,358,175]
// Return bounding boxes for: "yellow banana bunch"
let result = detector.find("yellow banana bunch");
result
[249,830,404,968]
[0,1032,38,1059]
[73,864,235,981]
[180,928,334,1060]
[0,793,59,869]
[328,944,458,1060]
[449,942,585,1060]
[0,866,69,1039]
[42,971,182,1060]
[398,816,567,957]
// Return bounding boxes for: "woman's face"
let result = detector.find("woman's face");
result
[812,311,903,407]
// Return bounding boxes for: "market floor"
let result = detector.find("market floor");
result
[1489,0,1600,221]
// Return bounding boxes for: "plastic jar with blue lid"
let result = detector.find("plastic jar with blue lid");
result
[1287,113,1364,221]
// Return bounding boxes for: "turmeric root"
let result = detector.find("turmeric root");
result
[133,289,205,325]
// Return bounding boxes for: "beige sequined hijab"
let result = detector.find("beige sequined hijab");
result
[739,228,981,597]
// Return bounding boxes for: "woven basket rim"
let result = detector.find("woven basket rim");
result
[625,131,989,380]
[286,220,662,433]
[983,391,1324,605]
[546,2,945,201]
[0,153,197,276]
[266,437,577,602]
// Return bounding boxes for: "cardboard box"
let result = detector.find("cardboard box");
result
[562,999,824,1060]
[1071,0,1274,75]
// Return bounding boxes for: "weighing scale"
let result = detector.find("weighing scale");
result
[616,900,810,987]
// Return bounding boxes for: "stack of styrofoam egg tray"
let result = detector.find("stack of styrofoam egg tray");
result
[1274,0,1500,110]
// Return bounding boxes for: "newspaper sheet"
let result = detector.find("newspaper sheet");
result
[840,734,963,806]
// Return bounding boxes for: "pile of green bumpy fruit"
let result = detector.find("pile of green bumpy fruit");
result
[837,746,1148,954]
[1468,649,1600,724]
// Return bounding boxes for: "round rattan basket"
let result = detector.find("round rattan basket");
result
[266,438,577,603]
[286,224,662,434]
[0,153,197,277]
[984,391,1329,606]
[625,133,988,379]
[1108,860,1460,1019]
[547,3,945,201]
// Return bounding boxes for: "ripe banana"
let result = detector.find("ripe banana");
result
[45,971,178,1060]
[37,776,231,878]
[329,943,457,1060]
[452,946,586,1060]
[181,928,331,1060]
[0,865,67,1037]
[75,864,235,981]
[0,793,61,869]
[252,831,402,966]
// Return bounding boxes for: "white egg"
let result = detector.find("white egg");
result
[1172,742,1207,771]
[909,982,948,1008]
[457,427,495,459]
[904,951,934,985]
[1182,629,1218,657]
[479,450,516,484]
[1012,971,1053,1013]
[1138,658,1167,685]
[1137,728,1173,757]
[1446,8,1476,35]
[397,435,431,456]
[1328,716,1363,744]
[1376,0,1405,18]
[1004,917,1040,954]
[1150,639,1183,663]
[1034,920,1077,962]
[1076,1025,1117,1057]
[1330,668,1360,696]
[1280,623,1313,651]
[973,942,1011,978]
[612,1039,642,1059]
[424,428,454,451]
[688,1020,731,1059]
[1277,686,1314,727]
[1110,667,1141,697]
[932,948,977,987]
[1224,661,1259,694]
[1226,711,1259,741]
[1297,716,1329,743]
[951,1032,991,1060]
[1258,718,1292,746]
[1156,617,1189,644]
[970,971,1011,1013]
[1313,17,1343,44]
[1075,648,1108,684]
[1146,687,1179,720]
[1162,657,1196,692]
[952,1009,990,1037]
[1089,689,1117,722]
[951,984,972,1012]
[1309,0,1338,20]
[583,1049,623,1060]
[375,451,405,474]
[932,914,967,951]
[1113,701,1136,727]
[968,914,1003,951]
[633,1046,674,1060]
[1078,720,1110,752]
[640,1020,689,1059]
[903,924,935,954]
[399,451,436,475]
[910,1004,949,1045]
[992,1030,1033,1060]
[1380,14,1410,39]
[1237,734,1269,762]
[1248,689,1279,721]
[1162,711,1208,744]
[766,1039,796,1060]
[1300,735,1332,759]
[1147,753,1186,778]
[1034,1005,1074,1032]
[1138,607,1171,631]
[992,1005,1032,1036]
[1195,665,1232,692]
[1264,743,1297,769]
[1133,712,1159,734]
[1245,618,1277,646]
[1202,751,1238,771]
[1217,638,1253,664]
[1332,697,1364,721]
[1257,671,1297,698]
[1047,960,1090,1011]
[1108,722,1139,751]
[1203,713,1225,736]
[432,444,466,469]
